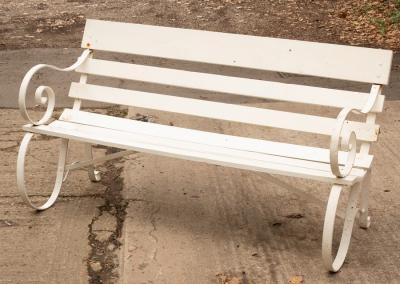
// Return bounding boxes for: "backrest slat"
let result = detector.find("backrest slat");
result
[68,82,379,142]
[82,19,393,84]
[76,58,385,112]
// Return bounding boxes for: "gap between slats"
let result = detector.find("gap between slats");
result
[68,82,379,142]
[23,122,364,185]
[59,109,373,169]
[76,58,385,112]
[81,19,392,84]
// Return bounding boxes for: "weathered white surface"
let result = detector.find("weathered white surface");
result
[68,83,379,142]
[24,110,367,185]
[82,19,393,84]
[59,109,373,168]
[2,48,399,109]
[77,58,385,112]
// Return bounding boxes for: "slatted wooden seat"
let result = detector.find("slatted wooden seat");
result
[17,19,393,272]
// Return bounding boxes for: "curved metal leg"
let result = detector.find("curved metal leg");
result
[359,170,371,229]
[322,183,360,272]
[84,143,101,182]
[17,132,69,210]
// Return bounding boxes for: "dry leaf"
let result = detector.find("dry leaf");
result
[227,277,241,284]
[216,273,242,284]
[289,275,304,284]
[216,273,228,284]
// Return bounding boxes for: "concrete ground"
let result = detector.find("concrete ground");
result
[0,49,399,283]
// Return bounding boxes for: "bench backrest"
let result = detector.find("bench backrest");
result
[71,19,393,145]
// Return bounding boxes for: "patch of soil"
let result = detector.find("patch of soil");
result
[329,0,400,50]
[0,0,398,51]
[87,160,127,284]
[86,106,129,283]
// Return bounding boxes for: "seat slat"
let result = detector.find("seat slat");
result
[59,109,373,169]
[82,19,393,84]
[23,122,365,185]
[50,120,344,173]
[68,83,379,142]
[76,59,385,112]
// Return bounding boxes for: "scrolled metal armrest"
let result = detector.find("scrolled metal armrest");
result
[18,49,91,125]
[330,108,358,178]
[330,85,382,178]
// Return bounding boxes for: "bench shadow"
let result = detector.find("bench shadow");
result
[121,164,375,271]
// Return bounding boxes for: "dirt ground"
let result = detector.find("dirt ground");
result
[0,0,399,51]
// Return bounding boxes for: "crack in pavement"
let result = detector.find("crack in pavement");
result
[86,107,130,284]
[87,146,128,284]
[149,205,161,262]
[148,205,162,282]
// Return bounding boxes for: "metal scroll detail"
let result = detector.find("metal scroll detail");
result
[18,49,91,125]
[329,108,358,178]
[329,85,382,178]
[16,133,69,210]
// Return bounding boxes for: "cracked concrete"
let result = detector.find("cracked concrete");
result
[86,108,129,284]
[86,159,127,284]
[119,100,400,283]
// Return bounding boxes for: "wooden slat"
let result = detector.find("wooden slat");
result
[68,83,379,142]
[82,19,393,84]
[23,122,365,185]
[76,59,385,112]
[59,109,374,169]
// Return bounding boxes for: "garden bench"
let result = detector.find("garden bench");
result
[17,19,393,272]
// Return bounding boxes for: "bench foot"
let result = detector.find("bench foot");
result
[322,183,361,272]
[84,143,101,182]
[17,133,69,210]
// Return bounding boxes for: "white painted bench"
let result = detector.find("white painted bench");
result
[17,19,393,272]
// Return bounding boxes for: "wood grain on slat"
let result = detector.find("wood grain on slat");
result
[82,19,392,84]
